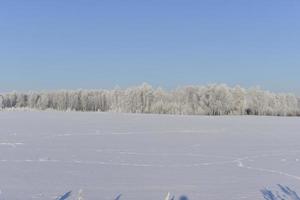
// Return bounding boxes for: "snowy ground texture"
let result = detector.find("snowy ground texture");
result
[0,112,300,200]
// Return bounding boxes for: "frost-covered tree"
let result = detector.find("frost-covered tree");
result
[231,86,246,115]
[0,95,4,109]
[0,84,299,116]
[36,93,50,110]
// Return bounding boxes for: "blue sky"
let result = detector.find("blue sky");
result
[0,0,299,94]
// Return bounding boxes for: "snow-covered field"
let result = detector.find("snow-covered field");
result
[0,112,300,200]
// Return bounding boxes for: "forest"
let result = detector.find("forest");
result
[1,84,299,116]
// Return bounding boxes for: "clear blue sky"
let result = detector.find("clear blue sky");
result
[0,0,299,94]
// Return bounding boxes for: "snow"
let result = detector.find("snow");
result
[0,111,299,200]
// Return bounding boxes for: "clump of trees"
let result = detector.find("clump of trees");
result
[0,83,299,116]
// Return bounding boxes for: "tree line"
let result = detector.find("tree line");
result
[0,83,299,116]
